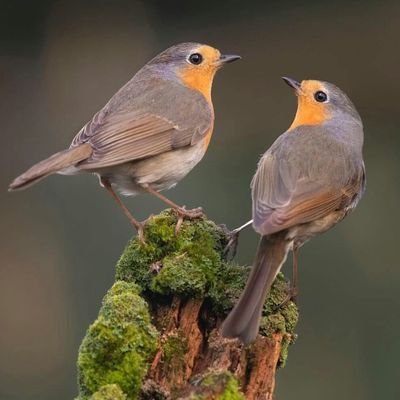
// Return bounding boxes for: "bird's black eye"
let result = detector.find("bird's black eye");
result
[314,91,328,102]
[188,53,203,65]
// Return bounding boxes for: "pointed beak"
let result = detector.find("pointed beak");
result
[282,77,301,93]
[218,54,241,65]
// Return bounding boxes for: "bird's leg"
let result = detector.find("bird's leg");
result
[289,245,299,301]
[142,185,203,233]
[100,178,145,243]
[280,244,299,306]
[223,219,253,259]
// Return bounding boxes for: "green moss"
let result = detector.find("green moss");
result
[265,272,291,309]
[163,331,188,371]
[260,273,299,335]
[278,333,294,368]
[114,213,175,289]
[260,313,286,334]
[115,210,227,298]
[216,375,245,400]
[257,272,299,367]
[281,301,299,333]
[90,384,126,400]
[207,263,250,315]
[76,210,299,399]
[77,281,158,399]
[115,210,298,367]
[115,209,250,315]
[151,253,209,296]
[188,371,245,400]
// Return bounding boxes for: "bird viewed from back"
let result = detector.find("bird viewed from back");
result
[221,77,366,344]
[9,42,241,241]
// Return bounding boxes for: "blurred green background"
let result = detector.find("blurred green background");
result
[1,0,399,399]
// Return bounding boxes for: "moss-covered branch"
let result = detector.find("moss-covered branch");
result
[76,210,299,400]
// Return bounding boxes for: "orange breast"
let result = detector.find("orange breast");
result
[288,95,330,131]
[179,67,216,103]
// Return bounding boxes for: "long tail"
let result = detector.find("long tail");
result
[9,144,92,191]
[221,232,291,344]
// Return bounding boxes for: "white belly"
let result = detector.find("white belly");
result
[103,141,207,196]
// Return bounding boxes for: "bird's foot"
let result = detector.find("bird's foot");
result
[222,227,242,260]
[138,228,145,244]
[222,220,253,260]
[173,206,204,233]
[279,285,298,307]
[134,214,159,245]
[135,223,146,245]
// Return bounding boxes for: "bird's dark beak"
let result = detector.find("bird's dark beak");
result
[219,54,241,65]
[282,77,301,93]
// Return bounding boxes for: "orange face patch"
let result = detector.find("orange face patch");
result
[178,45,221,102]
[288,80,331,131]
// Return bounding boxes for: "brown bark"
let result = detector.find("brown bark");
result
[143,295,290,400]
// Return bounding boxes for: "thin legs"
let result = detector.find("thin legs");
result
[101,178,145,243]
[290,245,299,302]
[280,244,299,305]
[142,185,203,232]
[223,219,253,259]
[101,178,204,240]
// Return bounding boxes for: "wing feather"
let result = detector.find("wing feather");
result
[252,127,364,235]
[70,110,210,170]
[69,78,212,170]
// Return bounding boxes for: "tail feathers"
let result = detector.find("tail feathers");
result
[221,233,291,345]
[9,143,92,191]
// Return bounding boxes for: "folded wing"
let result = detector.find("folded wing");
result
[71,110,209,169]
[252,137,364,236]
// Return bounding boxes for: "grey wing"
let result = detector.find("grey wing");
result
[252,129,364,235]
[70,78,212,170]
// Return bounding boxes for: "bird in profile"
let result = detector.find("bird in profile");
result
[9,42,241,241]
[222,77,366,344]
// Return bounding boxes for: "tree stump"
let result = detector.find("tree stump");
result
[76,210,299,400]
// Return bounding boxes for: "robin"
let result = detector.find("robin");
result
[221,77,366,344]
[9,43,240,241]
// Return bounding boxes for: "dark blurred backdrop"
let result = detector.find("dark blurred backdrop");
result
[1,0,399,399]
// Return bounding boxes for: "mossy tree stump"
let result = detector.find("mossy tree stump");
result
[76,210,299,400]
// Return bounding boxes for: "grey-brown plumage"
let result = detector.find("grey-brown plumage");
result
[221,78,366,344]
[9,43,213,192]
[9,43,240,239]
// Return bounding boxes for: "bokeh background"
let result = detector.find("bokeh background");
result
[1,0,399,399]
